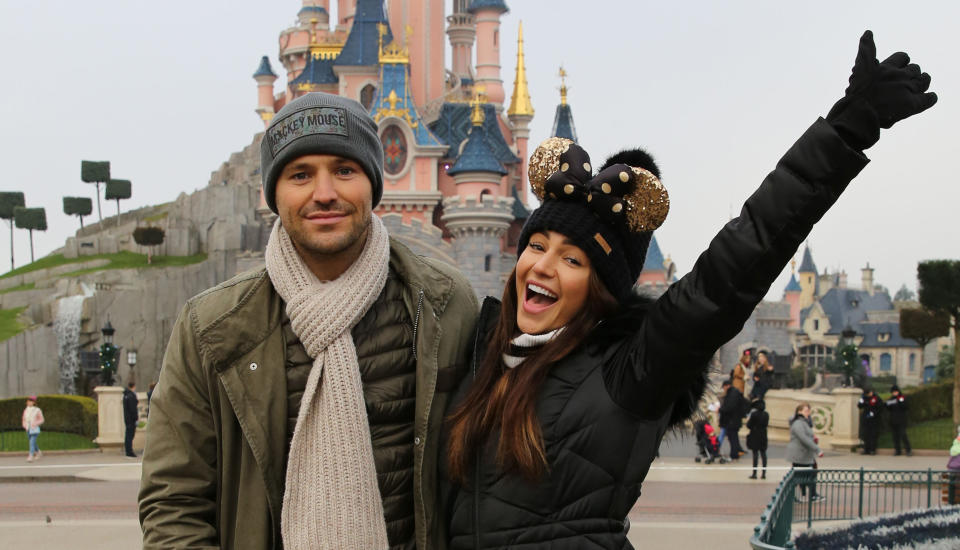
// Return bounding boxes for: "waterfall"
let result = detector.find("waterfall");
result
[53,284,94,394]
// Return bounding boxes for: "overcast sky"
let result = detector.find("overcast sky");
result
[1,1,956,301]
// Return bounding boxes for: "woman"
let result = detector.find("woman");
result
[21,395,44,463]
[750,351,775,401]
[785,403,823,502]
[746,400,769,479]
[443,32,934,548]
[732,351,751,394]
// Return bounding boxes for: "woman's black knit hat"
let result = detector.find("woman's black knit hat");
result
[518,138,669,300]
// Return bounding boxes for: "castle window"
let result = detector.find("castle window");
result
[880,353,892,371]
[798,344,833,370]
[813,319,819,331]
[494,30,499,47]
[878,332,890,343]
[484,254,492,272]
[360,84,376,111]
[380,124,408,176]
[909,353,916,371]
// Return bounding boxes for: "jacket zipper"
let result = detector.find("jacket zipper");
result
[411,289,424,358]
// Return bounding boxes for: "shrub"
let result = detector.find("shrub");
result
[903,382,953,424]
[0,192,25,220]
[13,207,46,231]
[80,161,110,183]
[105,179,131,200]
[63,196,93,217]
[0,394,97,438]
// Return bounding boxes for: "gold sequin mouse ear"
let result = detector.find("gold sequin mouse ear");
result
[528,137,575,200]
[624,166,669,232]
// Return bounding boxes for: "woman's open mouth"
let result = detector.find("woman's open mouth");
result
[523,282,558,313]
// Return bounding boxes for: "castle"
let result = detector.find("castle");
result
[246,0,675,298]
[0,0,674,397]
[716,245,934,389]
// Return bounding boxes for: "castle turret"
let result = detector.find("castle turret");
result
[298,1,330,26]
[447,1,476,82]
[783,258,802,328]
[798,245,818,309]
[861,262,875,296]
[442,94,514,299]
[551,66,578,142]
[507,21,534,196]
[253,56,278,127]
[469,0,508,107]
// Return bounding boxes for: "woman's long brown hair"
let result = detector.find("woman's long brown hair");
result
[445,266,618,483]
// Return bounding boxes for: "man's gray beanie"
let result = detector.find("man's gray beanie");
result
[261,92,384,213]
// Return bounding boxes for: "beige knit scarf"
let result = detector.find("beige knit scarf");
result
[265,215,390,549]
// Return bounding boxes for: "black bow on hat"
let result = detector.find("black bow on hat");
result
[542,144,637,231]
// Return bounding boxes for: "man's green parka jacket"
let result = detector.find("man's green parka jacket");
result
[139,238,478,549]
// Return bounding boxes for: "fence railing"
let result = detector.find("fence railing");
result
[750,468,960,550]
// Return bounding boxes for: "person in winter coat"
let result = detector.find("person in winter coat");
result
[442,31,936,549]
[885,384,912,456]
[859,388,882,455]
[21,395,44,463]
[948,428,960,504]
[732,351,751,394]
[785,403,824,501]
[750,351,776,401]
[123,382,139,458]
[139,92,478,550]
[746,400,769,479]
[720,379,748,460]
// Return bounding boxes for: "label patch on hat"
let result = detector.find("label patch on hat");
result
[268,107,348,156]
[594,233,612,255]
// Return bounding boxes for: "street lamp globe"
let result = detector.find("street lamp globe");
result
[127,349,137,368]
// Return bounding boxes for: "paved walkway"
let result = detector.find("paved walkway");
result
[0,444,949,549]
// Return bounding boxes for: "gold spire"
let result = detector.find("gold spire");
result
[558,65,569,106]
[508,21,534,117]
[470,86,487,126]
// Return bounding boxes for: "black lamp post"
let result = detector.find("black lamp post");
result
[99,320,118,386]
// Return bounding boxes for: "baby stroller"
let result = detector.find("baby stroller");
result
[694,420,727,464]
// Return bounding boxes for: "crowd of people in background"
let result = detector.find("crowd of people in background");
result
[705,349,917,472]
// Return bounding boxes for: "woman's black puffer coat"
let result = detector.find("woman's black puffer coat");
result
[443,119,868,549]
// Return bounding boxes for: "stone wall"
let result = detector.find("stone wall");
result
[718,301,793,372]
[0,252,239,399]
[0,325,59,398]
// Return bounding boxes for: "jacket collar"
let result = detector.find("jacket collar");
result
[201,237,454,370]
[386,236,454,315]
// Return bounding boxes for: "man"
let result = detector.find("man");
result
[139,92,478,549]
[122,382,138,458]
[885,384,912,456]
[858,388,882,455]
[719,379,747,460]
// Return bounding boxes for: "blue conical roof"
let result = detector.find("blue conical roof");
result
[253,56,277,78]
[468,0,509,14]
[551,103,578,142]
[335,0,391,67]
[643,235,665,271]
[798,246,817,273]
[784,273,801,293]
[448,124,507,175]
[289,55,337,87]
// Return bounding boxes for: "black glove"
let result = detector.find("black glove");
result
[826,30,937,150]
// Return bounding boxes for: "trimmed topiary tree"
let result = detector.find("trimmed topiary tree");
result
[13,206,46,263]
[133,226,165,264]
[917,260,960,429]
[104,179,131,225]
[63,196,93,229]
[0,191,25,271]
[81,160,110,222]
